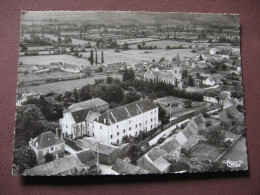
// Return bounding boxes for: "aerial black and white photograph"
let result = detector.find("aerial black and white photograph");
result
[13,11,248,176]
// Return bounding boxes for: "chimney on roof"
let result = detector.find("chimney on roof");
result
[36,142,38,148]
[104,118,106,124]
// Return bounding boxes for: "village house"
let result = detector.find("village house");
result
[203,90,225,104]
[112,158,148,175]
[221,85,234,99]
[60,98,109,139]
[137,147,172,174]
[223,98,238,109]
[93,99,159,145]
[202,76,216,86]
[138,114,206,173]
[76,137,130,165]
[16,91,40,107]
[172,114,206,149]
[24,149,97,176]
[29,131,65,165]
[144,67,183,89]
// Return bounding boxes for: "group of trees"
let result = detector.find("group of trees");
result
[88,50,104,65]
[13,103,60,173]
[132,79,203,101]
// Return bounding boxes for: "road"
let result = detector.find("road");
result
[17,73,122,95]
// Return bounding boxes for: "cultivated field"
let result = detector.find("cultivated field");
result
[17,74,122,95]
[21,33,96,46]
[19,54,92,67]
[103,48,198,65]
[18,71,84,82]
[129,40,211,49]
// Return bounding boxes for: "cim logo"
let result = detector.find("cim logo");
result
[223,159,243,168]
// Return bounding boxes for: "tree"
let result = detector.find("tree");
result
[83,66,92,76]
[58,36,62,45]
[106,76,113,84]
[122,69,135,83]
[204,127,225,146]
[128,144,142,165]
[101,51,104,63]
[188,75,194,86]
[95,50,98,65]
[104,85,124,104]
[122,90,140,105]
[122,135,131,143]
[182,70,188,78]
[159,57,165,64]
[79,85,93,101]
[123,42,129,50]
[74,88,79,103]
[89,50,94,65]
[13,147,37,174]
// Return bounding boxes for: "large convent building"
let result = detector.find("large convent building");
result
[144,66,183,89]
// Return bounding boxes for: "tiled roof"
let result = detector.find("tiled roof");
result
[147,147,168,162]
[71,109,91,123]
[225,105,243,118]
[153,156,171,172]
[24,154,84,176]
[161,137,180,153]
[31,131,64,150]
[66,98,108,113]
[174,132,188,146]
[112,158,147,175]
[92,142,119,156]
[96,99,158,125]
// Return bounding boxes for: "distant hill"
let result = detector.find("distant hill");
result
[21,11,239,28]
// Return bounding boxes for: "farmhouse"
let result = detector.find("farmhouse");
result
[93,99,159,145]
[29,131,65,165]
[144,67,183,89]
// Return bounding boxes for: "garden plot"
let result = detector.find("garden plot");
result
[190,142,222,162]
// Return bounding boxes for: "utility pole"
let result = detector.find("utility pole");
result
[169,104,172,126]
